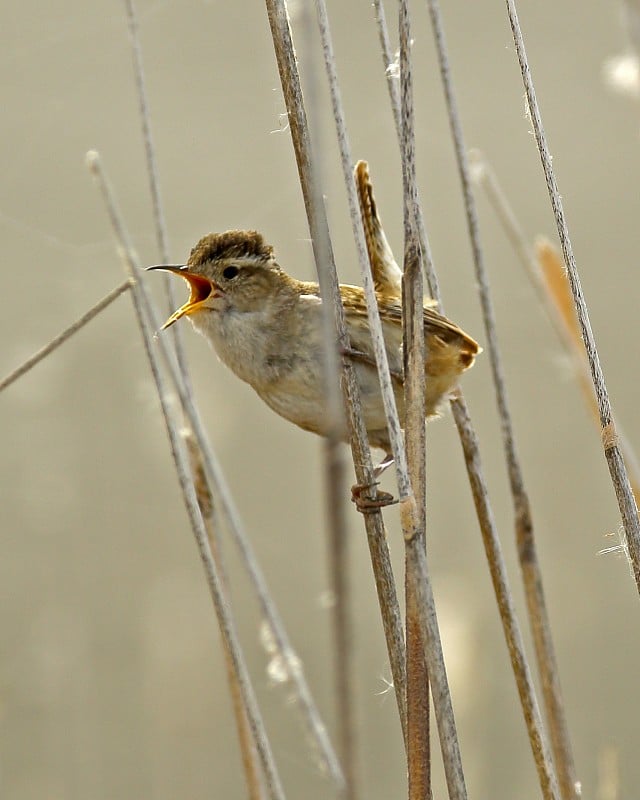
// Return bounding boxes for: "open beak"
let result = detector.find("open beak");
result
[146,265,221,330]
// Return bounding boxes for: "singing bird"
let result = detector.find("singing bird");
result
[149,162,479,465]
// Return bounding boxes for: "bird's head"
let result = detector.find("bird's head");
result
[148,230,286,329]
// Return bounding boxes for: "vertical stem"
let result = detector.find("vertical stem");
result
[265,0,406,784]
[401,498,468,800]
[425,0,565,791]
[405,603,430,800]
[324,440,356,800]
[298,6,357,793]
[450,397,559,800]
[471,153,581,799]
[374,0,555,794]
[123,0,192,390]
[372,0,441,302]
[505,0,640,595]
[310,1,467,794]
[124,5,278,793]
[399,1,430,798]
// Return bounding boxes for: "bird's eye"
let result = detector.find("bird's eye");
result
[223,265,239,280]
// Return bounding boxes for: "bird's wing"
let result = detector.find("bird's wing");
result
[341,285,480,366]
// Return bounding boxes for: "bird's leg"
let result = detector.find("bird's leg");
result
[340,343,400,511]
[374,451,395,478]
[351,452,397,513]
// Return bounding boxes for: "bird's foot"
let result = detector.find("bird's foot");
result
[351,453,396,512]
[350,481,397,513]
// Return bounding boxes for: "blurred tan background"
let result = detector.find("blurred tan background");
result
[2,1,640,797]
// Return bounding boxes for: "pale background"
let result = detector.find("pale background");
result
[2,1,639,798]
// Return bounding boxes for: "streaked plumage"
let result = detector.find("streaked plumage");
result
[150,162,480,454]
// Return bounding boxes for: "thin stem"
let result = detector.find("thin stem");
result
[450,398,559,800]
[0,280,131,394]
[323,440,356,800]
[125,2,269,792]
[372,0,402,140]
[372,0,440,301]
[471,151,614,800]
[505,0,640,595]
[311,0,409,500]
[399,2,430,799]
[314,0,467,794]
[297,4,357,793]
[123,0,191,390]
[403,531,467,800]
[314,0,469,791]
[86,151,286,800]
[423,1,566,797]
[371,1,561,797]
[265,0,408,753]
[310,0,412,744]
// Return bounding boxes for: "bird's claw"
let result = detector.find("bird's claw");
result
[350,481,397,513]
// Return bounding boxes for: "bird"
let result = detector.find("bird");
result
[148,161,479,480]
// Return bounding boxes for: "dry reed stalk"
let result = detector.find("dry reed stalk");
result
[505,0,640,595]
[372,0,562,796]
[422,2,573,796]
[86,151,286,800]
[311,0,468,796]
[0,279,131,394]
[322,438,356,800]
[372,1,562,797]
[265,0,409,766]
[371,0,440,302]
[124,4,267,792]
[123,0,190,387]
[398,3,430,798]
[270,3,379,794]
[472,149,640,796]
[307,46,359,795]
[295,5,359,793]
